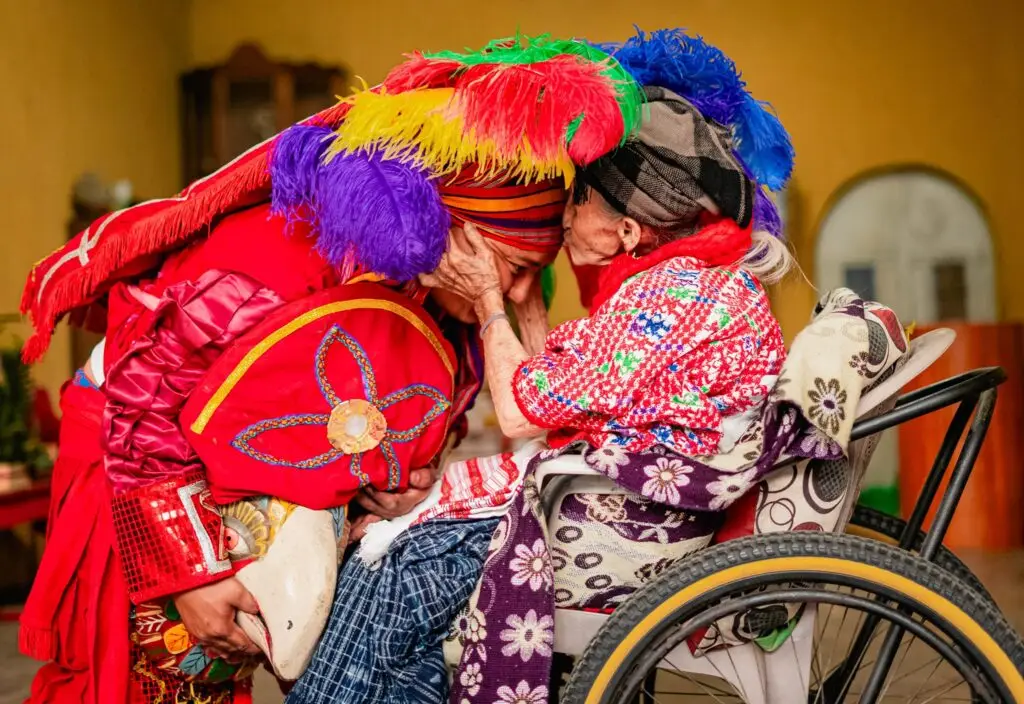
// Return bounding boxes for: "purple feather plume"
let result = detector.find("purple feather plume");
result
[270,125,450,281]
[270,124,334,229]
[314,151,450,281]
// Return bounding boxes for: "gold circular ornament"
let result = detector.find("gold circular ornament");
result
[327,399,387,454]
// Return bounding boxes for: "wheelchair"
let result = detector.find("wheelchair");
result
[528,328,1024,703]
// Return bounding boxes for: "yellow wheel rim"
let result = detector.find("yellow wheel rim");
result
[845,523,899,545]
[586,555,1024,703]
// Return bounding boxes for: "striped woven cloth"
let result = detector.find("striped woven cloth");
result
[440,175,566,253]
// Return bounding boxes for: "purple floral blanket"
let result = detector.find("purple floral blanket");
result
[446,289,910,702]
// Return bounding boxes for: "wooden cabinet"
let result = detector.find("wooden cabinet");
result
[180,44,347,185]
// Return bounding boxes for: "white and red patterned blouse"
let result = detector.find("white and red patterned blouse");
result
[514,239,785,456]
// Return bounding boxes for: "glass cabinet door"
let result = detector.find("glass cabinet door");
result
[182,44,346,184]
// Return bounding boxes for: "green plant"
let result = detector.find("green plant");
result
[0,344,51,473]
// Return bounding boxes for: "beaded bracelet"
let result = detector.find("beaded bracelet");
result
[479,312,510,338]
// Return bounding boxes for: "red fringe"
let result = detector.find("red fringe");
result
[22,163,266,362]
[21,103,353,364]
[18,622,55,661]
[309,100,352,127]
[23,334,50,365]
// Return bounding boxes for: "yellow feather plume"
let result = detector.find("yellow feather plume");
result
[325,87,575,184]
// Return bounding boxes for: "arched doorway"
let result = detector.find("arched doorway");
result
[814,166,995,512]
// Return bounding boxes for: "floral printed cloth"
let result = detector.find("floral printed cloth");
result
[513,256,785,455]
[447,289,909,703]
[549,491,721,610]
[694,294,910,652]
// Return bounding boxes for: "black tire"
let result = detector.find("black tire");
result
[848,504,993,602]
[562,533,1024,704]
[549,508,995,702]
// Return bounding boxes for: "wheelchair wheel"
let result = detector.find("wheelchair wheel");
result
[847,504,993,602]
[562,533,1024,703]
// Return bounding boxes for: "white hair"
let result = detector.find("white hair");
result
[741,230,797,285]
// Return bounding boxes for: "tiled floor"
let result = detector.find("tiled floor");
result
[2,549,1023,704]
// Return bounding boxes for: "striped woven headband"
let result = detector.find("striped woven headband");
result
[439,179,566,253]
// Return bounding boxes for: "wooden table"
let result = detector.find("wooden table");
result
[0,478,49,615]
[0,479,50,531]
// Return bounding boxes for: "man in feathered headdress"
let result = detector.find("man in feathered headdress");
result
[17,34,647,704]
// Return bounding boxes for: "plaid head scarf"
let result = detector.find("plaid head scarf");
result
[576,86,755,234]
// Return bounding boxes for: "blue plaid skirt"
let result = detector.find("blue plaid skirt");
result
[286,518,497,704]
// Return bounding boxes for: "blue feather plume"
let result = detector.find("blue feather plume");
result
[591,28,794,191]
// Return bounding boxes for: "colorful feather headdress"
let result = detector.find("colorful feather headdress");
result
[590,28,794,191]
[325,34,644,185]
[271,34,644,281]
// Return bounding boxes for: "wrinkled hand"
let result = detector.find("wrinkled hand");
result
[174,578,262,661]
[347,513,383,545]
[419,223,503,301]
[512,276,549,356]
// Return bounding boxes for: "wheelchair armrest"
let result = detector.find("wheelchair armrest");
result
[534,455,601,491]
[537,455,619,521]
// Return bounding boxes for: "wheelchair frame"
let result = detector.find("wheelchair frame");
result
[546,364,1012,703]
[822,365,1006,701]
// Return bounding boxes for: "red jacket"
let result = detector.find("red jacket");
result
[100,203,480,604]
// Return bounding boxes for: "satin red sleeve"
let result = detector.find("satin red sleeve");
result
[104,270,286,604]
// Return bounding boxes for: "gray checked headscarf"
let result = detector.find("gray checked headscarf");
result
[575,86,755,234]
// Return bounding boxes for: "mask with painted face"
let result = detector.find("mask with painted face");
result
[133,498,346,682]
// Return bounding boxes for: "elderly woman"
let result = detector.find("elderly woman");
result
[18,32,646,704]
[425,49,797,704]
[425,85,791,462]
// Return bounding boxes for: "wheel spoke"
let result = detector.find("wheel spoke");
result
[578,534,1013,704]
[792,621,808,698]
[660,653,741,701]
[906,655,949,703]
[817,585,859,696]
[876,628,918,700]
[704,649,742,701]
[913,677,973,704]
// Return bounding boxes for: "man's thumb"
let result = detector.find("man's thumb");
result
[408,468,435,489]
[230,583,260,614]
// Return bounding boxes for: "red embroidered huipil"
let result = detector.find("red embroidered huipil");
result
[100,204,481,604]
[515,219,786,455]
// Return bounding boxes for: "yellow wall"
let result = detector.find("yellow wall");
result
[6,0,1023,394]
[187,0,1024,335]
[0,1,187,394]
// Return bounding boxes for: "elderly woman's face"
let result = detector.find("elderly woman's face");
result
[430,238,555,323]
[561,189,639,267]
